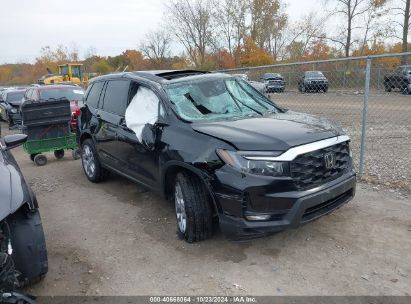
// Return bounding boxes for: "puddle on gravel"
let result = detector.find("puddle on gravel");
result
[100,174,152,206]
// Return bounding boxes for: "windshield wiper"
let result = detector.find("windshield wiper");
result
[224,82,265,116]
[184,93,212,115]
[225,88,263,116]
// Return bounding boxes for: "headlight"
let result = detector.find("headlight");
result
[9,108,17,114]
[216,149,289,177]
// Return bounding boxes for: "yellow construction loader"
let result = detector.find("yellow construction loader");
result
[38,63,89,85]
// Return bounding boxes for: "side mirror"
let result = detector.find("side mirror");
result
[3,134,27,150]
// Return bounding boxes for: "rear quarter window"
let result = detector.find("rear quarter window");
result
[86,81,105,108]
[102,80,130,116]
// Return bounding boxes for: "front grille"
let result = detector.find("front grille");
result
[269,80,283,84]
[290,141,351,190]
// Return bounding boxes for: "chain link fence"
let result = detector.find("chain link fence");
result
[220,53,411,190]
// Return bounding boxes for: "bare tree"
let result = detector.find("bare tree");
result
[140,29,172,66]
[290,13,325,56]
[250,0,282,49]
[215,0,248,54]
[391,0,411,61]
[325,0,370,57]
[359,1,389,55]
[267,5,288,61]
[167,0,216,67]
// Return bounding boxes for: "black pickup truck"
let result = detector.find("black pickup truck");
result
[384,65,411,94]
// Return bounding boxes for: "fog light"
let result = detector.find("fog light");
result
[246,215,271,221]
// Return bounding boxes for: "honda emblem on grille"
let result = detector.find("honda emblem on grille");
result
[324,152,336,170]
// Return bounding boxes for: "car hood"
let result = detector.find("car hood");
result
[191,111,344,151]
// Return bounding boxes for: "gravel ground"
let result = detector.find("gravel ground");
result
[269,90,411,189]
[0,122,410,297]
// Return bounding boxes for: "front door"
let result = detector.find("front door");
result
[114,83,164,190]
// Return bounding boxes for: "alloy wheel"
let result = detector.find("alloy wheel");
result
[82,144,96,178]
[175,182,187,233]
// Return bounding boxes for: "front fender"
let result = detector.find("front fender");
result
[161,160,222,214]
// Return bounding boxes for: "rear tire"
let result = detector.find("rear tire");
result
[72,148,81,160]
[54,149,65,159]
[174,172,213,243]
[8,208,48,287]
[34,154,47,166]
[81,139,108,183]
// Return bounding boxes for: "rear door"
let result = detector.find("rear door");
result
[94,79,130,169]
[84,80,105,150]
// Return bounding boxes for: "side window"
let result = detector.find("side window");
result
[24,89,32,100]
[129,82,165,119]
[86,81,104,109]
[102,80,130,116]
[33,89,39,101]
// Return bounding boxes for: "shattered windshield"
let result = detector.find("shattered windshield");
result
[165,77,280,122]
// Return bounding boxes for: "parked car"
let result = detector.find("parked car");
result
[384,65,411,94]
[0,89,26,128]
[77,70,356,242]
[262,73,285,93]
[232,74,249,81]
[0,130,48,287]
[21,85,85,130]
[298,71,329,93]
[248,81,266,94]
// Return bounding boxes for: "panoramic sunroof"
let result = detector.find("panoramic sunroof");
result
[156,70,210,80]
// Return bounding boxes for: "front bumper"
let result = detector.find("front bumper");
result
[305,83,328,90]
[214,172,356,240]
[266,84,285,91]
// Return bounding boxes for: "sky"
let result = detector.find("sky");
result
[0,0,318,64]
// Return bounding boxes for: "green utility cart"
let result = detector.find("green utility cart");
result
[20,98,81,166]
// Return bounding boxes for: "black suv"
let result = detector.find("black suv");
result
[384,65,411,94]
[0,89,26,128]
[298,71,329,93]
[77,70,356,242]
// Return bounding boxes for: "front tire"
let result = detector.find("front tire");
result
[81,139,108,183]
[174,172,213,243]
